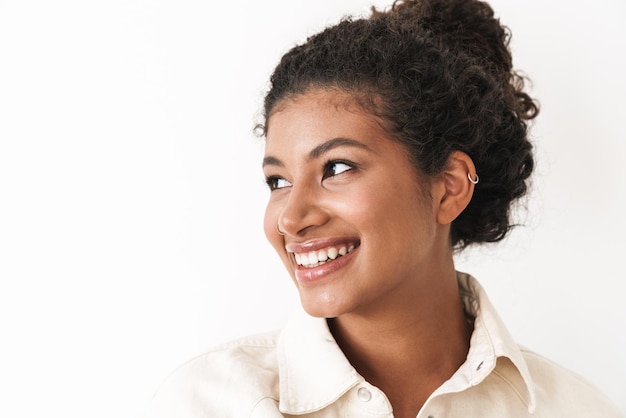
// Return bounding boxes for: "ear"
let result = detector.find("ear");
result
[434,151,477,225]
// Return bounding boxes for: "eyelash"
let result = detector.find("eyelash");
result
[322,159,355,179]
[265,159,357,191]
[265,176,289,191]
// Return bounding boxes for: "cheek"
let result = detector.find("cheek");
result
[334,185,398,225]
[346,181,431,242]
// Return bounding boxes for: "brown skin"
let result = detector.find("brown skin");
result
[263,89,476,417]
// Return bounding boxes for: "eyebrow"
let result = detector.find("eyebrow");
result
[262,137,372,168]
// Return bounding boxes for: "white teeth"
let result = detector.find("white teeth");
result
[294,244,357,268]
[317,249,327,262]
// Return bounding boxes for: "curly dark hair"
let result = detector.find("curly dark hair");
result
[260,0,539,250]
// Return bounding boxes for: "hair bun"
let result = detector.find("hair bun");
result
[385,0,538,120]
[390,0,511,72]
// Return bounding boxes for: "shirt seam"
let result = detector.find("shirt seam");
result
[249,395,280,418]
[491,368,537,417]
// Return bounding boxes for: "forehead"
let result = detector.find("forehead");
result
[264,89,388,150]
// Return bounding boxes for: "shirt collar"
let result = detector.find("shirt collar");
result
[277,272,537,414]
[451,272,537,412]
[277,309,362,414]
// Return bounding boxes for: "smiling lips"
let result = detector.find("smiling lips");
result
[293,243,358,268]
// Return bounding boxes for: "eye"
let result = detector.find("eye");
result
[265,176,292,191]
[322,161,354,179]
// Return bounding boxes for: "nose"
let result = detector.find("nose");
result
[277,184,330,236]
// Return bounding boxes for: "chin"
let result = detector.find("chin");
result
[298,292,349,319]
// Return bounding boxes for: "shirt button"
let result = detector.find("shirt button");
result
[357,387,372,402]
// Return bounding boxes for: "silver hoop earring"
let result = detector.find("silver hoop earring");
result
[276,224,285,236]
[468,172,479,184]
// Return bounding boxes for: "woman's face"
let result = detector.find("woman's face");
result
[263,90,449,319]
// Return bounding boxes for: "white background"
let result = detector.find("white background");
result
[0,0,624,416]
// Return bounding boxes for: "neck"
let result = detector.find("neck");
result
[328,268,472,416]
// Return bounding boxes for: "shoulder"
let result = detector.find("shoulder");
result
[146,330,282,418]
[520,346,623,417]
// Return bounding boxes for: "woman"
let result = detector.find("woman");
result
[148,0,622,416]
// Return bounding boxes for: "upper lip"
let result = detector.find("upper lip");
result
[285,237,360,254]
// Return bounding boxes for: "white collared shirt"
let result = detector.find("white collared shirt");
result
[147,273,623,417]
